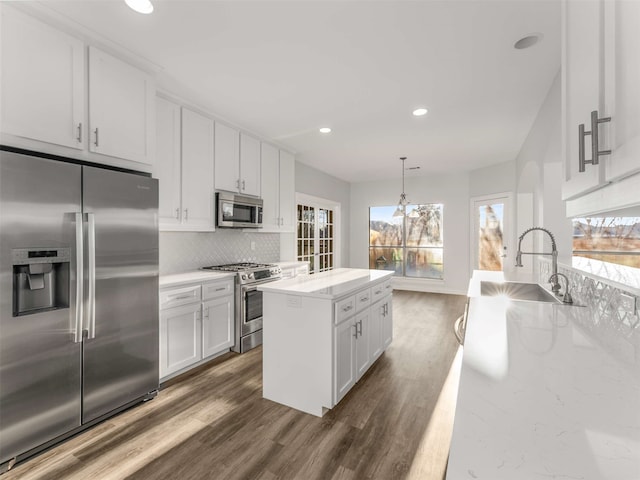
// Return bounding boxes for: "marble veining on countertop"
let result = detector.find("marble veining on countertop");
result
[447,271,640,479]
[159,270,235,288]
[259,268,393,299]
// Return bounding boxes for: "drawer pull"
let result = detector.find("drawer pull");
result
[342,305,353,312]
[360,297,369,302]
[214,287,226,292]
[172,294,193,301]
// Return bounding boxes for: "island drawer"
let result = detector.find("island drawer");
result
[355,288,371,312]
[160,284,201,309]
[202,279,234,300]
[335,295,356,324]
[371,282,386,302]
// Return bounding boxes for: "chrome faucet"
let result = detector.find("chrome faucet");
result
[515,227,560,293]
[548,272,573,304]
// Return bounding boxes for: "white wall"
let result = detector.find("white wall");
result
[469,160,516,198]
[295,161,351,266]
[514,71,572,269]
[350,172,470,295]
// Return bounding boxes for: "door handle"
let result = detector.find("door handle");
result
[73,213,84,343]
[86,213,96,340]
[579,110,612,172]
[94,127,99,147]
[357,319,363,336]
[242,180,246,191]
[353,324,358,339]
[77,123,82,143]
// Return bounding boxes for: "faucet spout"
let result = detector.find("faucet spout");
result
[515,227,560,293]
[549,272,573,304]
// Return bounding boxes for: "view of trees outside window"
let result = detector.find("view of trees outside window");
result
[573,217,640,269]
[369,204,444,279]
[478,203,504,271]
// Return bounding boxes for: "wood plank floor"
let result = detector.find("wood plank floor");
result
[4,291,466,480]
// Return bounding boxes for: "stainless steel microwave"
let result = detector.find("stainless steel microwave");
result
[216,192,263,228]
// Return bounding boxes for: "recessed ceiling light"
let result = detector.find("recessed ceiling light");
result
[514,33,543,50]
[412,108,428,117]
[125,0,154,14]
[319,127,332,134]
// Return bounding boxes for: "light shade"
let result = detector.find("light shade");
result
[125,0,154,14]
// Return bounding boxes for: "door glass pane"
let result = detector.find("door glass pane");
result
[296,203,336,273]
[477,203,504,271]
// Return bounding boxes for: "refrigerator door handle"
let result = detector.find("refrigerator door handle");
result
[87,212,96,339]
[74,212,84,343]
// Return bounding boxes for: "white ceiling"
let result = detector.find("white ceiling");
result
[36,0,560,183]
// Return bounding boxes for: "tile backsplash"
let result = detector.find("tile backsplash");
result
[160,231,280,275]
[538,259,639,366]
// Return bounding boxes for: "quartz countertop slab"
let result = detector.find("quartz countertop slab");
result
[258,268,393,299]
[159,270,235,288]
[274,261,309,269]
[448,273,640,479]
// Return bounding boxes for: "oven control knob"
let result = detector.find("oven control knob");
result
[249,273,254,279]
[241,274,247,280]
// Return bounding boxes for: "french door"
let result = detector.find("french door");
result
[470,193,513,272]
[296,195,338,274]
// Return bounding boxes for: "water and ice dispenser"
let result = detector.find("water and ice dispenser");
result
[12,248,70,316]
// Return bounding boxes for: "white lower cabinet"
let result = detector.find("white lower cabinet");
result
[202,296,234,358]
[333,287,391,405]
[159,277,234,381]
[160,303,202,377]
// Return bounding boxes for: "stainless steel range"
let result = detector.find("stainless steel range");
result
[201,263,281,353]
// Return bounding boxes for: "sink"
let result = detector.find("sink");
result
[480,281,561,304]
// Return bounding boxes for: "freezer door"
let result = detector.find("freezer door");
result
[0,151,82,463]
[81,166,159,423]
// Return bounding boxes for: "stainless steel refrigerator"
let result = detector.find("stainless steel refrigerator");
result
[0,148,159,470]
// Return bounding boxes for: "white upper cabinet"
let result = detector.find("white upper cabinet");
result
[181,108,215,230]
[155,97,182,228]
[561,0,605,200]
[214,124,261,197]
[562,0,640,210]
[602,0,640,183]
[0,6,155,170]
[88,46,155,166]
[239,133,261,196]
[278,150,296,232]
[260,143,295,232]
[214,122,240,193]
[1,7,84,150]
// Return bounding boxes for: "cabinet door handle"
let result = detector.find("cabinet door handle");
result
[94,127,99,147]
[184,208,189,221]
[242,180,245,191]
[175,208,180,219]
[579,111,612,172]
[203,307,209,319]
[353,324,358,339]
[236,179,240,190]
[77,123,82,143]
[357,320,363,336]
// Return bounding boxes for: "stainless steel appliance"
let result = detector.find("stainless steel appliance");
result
[0,147,159,472]
[216,191,263,228]
[201,263,281,352]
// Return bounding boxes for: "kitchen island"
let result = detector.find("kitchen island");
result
[259,268,394,416]
[447,271,640,479]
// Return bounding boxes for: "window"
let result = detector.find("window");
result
[297,204,335,273]
[369,204,443,279]
[573,217,640,270]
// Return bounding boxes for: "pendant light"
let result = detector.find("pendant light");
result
[125,0,154,14]
[393,157,409,217]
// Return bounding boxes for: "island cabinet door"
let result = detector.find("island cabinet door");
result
[369,301,384,361]
[382,296,393,348]
[355,310,371,380]
[334,319,356,404]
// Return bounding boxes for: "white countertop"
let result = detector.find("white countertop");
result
[447,271,640,479]
[274,261,309,269]
[258,268,393,299]
[159,270,235,288]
